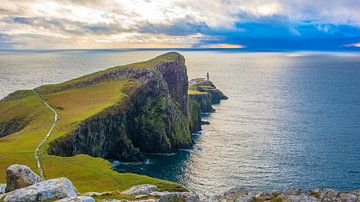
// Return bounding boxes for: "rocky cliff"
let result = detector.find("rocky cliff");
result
[188,98,201,133]
[46,52,195,162]
[188,80,228,114]
[189,93,214,113]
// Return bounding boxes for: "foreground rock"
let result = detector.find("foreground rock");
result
[121,184,157,195]
[0,183,5,194]
[120,184,199,202]
[214,187,360,202]
[5,164,42,192]
[156,191,199,202]
[55,196,95,202]
[4,177,77,202]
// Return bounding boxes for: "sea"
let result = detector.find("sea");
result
[1,50,360,198]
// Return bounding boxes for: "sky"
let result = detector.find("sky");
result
[0,0,360,50]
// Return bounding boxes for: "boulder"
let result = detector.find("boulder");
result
[288,193,319,202]
[5,164,42,192]
[55,196,95,202]
[0,183,5,194]
[283,188,301,196]
[99,200,156,202]
[158,192,199,202]
[272,193,291,202]
[120,184,157,195]
[134,194,149,199]
[308,189,321,199]
[234,194,254,202]
[338,192,357,201]
[83,191,112,197]
[351,189,360,197]
[214,187,252,202]
[319,189,338,201]
[4,177,77,202]
[0,193,6,201]
[254,192,272,201]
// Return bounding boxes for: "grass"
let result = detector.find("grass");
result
[0,53,187,195]
[187,89,207,95]
[37,52,184,93]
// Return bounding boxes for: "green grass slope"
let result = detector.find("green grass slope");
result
[0,53,186,193]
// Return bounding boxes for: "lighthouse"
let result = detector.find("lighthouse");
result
[206,72,209,81]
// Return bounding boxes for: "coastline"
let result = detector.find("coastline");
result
[0,51,356,200]
[0,52,227,201]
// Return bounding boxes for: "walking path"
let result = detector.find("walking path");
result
[32,89,58,180]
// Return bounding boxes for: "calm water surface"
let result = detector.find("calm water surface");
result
[1,50,360,197]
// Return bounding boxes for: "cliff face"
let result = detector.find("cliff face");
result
[188,80,228,114]
[126,59,191,153]
[189,94,214,113]
[0,117,29,138]
[47,53,194,161]
[188,98,201,133]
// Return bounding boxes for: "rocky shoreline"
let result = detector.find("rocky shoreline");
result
[3,165,360,202]
[213,186,360,202]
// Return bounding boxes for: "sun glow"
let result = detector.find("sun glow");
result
[200,43,245,48]
[349,42,360,47]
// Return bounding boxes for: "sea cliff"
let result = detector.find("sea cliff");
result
[188,79,228,113]
[0,52,203,193]
[0,52,226,196]
[42,52,196,162]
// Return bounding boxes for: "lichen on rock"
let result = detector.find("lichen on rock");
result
[55,196,95,202]
[4,177,77,202]
[5,164,42,192]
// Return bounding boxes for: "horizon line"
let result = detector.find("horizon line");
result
[1,47,360,53]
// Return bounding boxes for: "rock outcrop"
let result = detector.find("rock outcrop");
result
[188,98,201,133]
[55,196,95,202]
[194,81,228,103]
[121,184,157,195]
[189,94,214,113]
[0,117,30,138]
[188,80,227,114]
[121,184,199,202]
[4,177,77,202]
[5,164,42,192]
[214,187,360,202]
[0,183,5,194]
[46,53,194,162]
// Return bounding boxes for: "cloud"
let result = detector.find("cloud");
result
[345,42,360,48]
[0,0,359,49]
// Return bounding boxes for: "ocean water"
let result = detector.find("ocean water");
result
[1,50,360,197]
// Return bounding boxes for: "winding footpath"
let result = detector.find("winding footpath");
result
[32,89,58,180]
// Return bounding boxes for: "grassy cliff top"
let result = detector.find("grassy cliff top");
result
[35,52,184,94]
[188,79,217,96]
[0,52,186,193]
[188,89,208,95]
